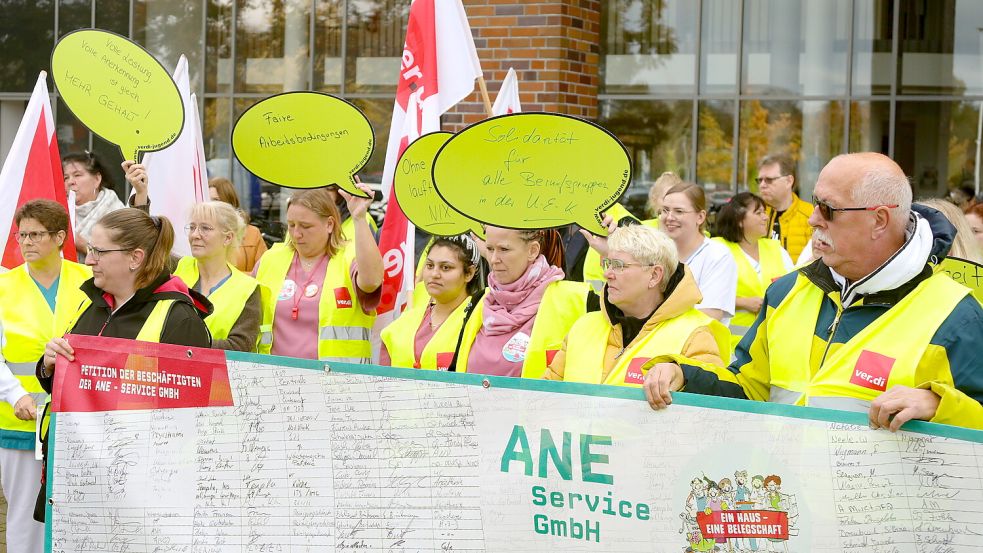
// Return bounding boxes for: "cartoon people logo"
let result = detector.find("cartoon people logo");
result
[680,470,798,552]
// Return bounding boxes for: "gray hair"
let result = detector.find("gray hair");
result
[852,168,912,224]
[607,225,678,293]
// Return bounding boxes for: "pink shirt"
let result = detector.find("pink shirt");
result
[465,316,536,377]
[269,254,380,359]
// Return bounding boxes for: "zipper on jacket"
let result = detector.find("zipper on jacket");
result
[818,302,844,368]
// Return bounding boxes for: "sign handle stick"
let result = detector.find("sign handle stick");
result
[477,75,494,118]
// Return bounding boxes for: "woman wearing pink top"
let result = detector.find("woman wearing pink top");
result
[455,227,589,379]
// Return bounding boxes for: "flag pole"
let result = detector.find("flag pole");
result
[477,75,494,117]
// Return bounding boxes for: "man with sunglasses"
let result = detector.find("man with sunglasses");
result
[756,154,814,261]
[643,152,983,431]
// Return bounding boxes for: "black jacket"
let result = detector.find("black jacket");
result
[34,271,212,522]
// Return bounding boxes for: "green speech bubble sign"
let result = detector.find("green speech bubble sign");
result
[939,257,983,304]
[431,113,631,236]
[394,132,485,238]
[51,29,184,162]
[231,92,374,197]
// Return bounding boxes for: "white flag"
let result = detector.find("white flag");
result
[492,67,522,115]
[142,55,207,257]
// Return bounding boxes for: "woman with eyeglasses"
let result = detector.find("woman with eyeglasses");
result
[63,152,149,260]
[173,202,268,351]
[253,185,383,362]
[0,200,89,550]
[712,193,794,348]
[546,225,728,384]
[208,177,268,273]
[35,208,211,522]
[381,235,485,370]
[660,182,737,323]
[456,227,588,378]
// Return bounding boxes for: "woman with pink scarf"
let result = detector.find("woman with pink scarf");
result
[455,227,588,378]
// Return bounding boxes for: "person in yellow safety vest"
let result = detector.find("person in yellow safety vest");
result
[712,192,794,350]
[546,225,729,386]
[208,177,268,273]
[643,153,983,432]
[37,208,212,522]
[457,227,588,379]
[756,154,814,261]
[581,202,660,294]
[253,185,383,363]
[175,201,269,351]
[381,234,486,370]
[0,200,89,552]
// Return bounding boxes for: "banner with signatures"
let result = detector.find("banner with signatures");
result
[47,341,983,552]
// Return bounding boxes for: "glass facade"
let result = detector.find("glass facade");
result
[598,0,983,202]
[1,0,983,217]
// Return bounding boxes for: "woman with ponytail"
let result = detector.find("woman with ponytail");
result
[35,208,212,521]
[456,226,588,378]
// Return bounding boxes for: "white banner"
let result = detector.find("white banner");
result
[48,351,983,552]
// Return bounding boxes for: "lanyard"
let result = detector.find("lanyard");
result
[289,254,327,320]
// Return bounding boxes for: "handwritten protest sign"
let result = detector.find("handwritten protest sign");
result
[231,92,374,197]
[394,132,484,237]
[939,256,983,303]
[51,29,183,162]
[432,113,631,235]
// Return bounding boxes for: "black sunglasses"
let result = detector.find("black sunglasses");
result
[812,196,899,221]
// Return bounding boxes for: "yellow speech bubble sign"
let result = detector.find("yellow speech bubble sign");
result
[231,92,374,197]
[431,113,631,235]
[394,132,485,237]
[51,29,184,161]
[938,257,983,303]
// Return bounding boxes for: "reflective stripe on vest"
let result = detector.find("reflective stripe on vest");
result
[715,237,789,343]
[767,272,968,410]
[458,280,587,379]
[174,257,267,350]
[255,243,375,361]
[381,298,470,370]
[259,324,273,346]
[563,309,730,385]
[0,262,90,437]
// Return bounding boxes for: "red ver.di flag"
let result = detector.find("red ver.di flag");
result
[51,335,233,412]
[373,0,483,358]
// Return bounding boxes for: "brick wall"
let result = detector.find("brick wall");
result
[443,0,602,131]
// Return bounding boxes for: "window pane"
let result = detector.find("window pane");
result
[697,100,734,190]
[598,99,692,218]
[700,0,740,94]
[849,101,890,153]
[743,0,850,95]
[739,100,844,200]
[601,0,698,94]
[205,0,233,93]
[58,0,91,38]
[314,0,343,92]
[899,0,983,95]
[895,101,981,198]
[236,0,311,93]
[0,1,55,92]
[202,96,233,195]
[55,97,89,156]
[134,1,204,92]
[345,0,408,94]
[852,0,893,95]
[96,0,130,36]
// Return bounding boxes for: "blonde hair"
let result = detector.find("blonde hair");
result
[287,188,347,258]
[607,225,679,292]
[917,198,983,263]
[649,172,683,217]
[189,201,247,259]
[97,209,174,289]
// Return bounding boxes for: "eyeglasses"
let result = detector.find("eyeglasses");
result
[14,231,55,243]
[184,223,217,235]
[660,207,696,218]
[85,245,131,261]
[812,196,899,221]
[755,175,788,186]
[601,258,655,272]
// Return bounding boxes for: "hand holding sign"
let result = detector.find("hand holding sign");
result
[394,132,484,237]
[432,113,631,236]
[51,29,184,162]
[231,92,374,197]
